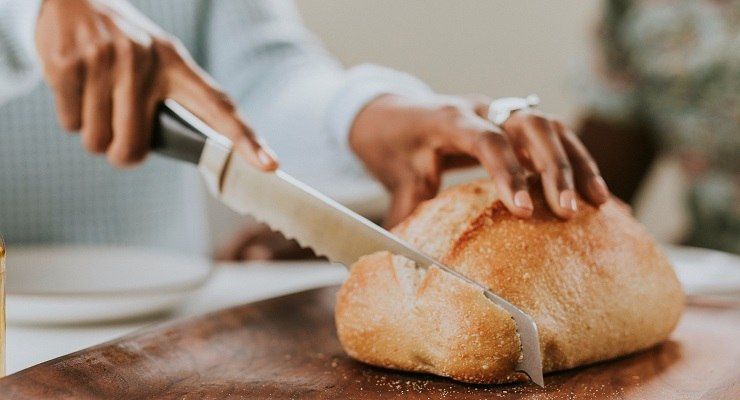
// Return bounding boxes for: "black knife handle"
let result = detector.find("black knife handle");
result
[151,101,208,165]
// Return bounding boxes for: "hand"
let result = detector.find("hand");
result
[349,94,610,227]
[35,0,277,169]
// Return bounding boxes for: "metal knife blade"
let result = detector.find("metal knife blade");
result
[153,100,544,386]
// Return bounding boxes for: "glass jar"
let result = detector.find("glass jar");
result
[0,235,5,376]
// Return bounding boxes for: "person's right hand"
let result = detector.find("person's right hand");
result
[35,0,277,170]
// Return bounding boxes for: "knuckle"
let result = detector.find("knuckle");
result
[47,55,82,83]
[152,37,183,63]
[477,131,508,149]
[508,163,526,177]
[115,38,136,55]
[524,114,550,131]
[153,36,178,51]
[556,158,572,173]
[135,40,154,60]
[82,41,115,65]
[434,104,466,124]
[542,159,571,176]
[114,41,136,69]
[116,39,146,62]
[55,52,80,69]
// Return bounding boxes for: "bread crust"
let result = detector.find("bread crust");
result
[335,180,684,383]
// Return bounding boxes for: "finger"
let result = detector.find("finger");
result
[472,130,533,218]
[107,40,153,167]
[383,155,441,229]
[47,58,84,131]
[412,150,442,196]
[167,65,277,171]
[436,106,533,218]
[502,124,538,171]
[555,122,610,205]
[519,118,577,219]
[384,172,439,229]
[447,117,532,217]
[80,42,115,153]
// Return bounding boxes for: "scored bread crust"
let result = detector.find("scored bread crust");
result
[335,180,684,384]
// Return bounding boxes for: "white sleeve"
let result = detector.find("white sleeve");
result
[203,0,432,208]
[0,0,42,106]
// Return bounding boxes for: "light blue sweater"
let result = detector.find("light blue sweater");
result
[0,0,431,254]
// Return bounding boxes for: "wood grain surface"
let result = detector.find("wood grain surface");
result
[0,286,738,399]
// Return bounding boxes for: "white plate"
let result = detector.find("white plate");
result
[5,246,212,325]
[663,245,740,296]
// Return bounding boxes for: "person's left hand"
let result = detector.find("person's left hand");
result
[350,94,610,227]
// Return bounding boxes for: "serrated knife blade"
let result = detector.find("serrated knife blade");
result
[153,99,544,386]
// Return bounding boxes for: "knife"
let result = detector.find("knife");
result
[152,99,544,386]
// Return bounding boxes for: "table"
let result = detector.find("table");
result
[5,262,347,374]
[1,287,737,399]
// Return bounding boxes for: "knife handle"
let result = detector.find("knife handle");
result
[151,101,208,165]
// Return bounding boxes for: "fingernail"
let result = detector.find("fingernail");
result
[514,191,533,211]
[589,176,609,199]
[559,190,577,212]
[257,149,276,168]
[260,144,278,160]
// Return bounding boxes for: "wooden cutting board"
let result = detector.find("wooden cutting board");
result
[1,286,738,399]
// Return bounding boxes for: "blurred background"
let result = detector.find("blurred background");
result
[298,0,595,120]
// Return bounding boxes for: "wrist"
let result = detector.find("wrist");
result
[326,64,432,157]
[348,94,404,153]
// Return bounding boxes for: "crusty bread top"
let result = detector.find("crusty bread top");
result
[336,179,684,383]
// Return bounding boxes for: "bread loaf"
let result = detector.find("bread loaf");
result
[335,180,684,383]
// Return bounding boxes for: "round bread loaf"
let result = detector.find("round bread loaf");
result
[335,180,684,384]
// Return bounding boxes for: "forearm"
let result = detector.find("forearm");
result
[0,0,43,105]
